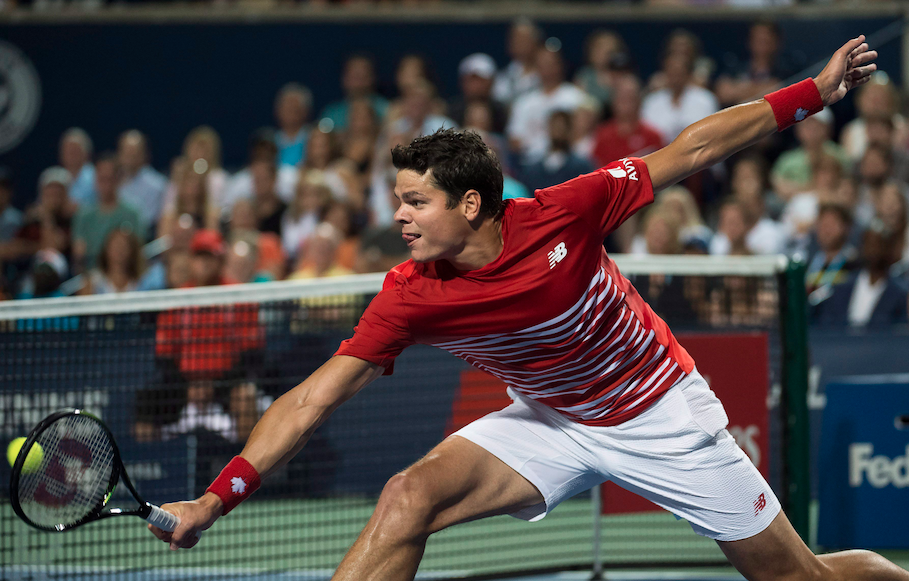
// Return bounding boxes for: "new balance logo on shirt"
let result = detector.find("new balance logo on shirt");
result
[753,493,766,515]
[548,242,568,269]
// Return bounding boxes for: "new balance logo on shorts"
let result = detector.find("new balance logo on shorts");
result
[753,493,766,516]
[548,242,568,269]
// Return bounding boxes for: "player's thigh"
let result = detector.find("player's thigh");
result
[717,511,828,581]
[390,435,544,534]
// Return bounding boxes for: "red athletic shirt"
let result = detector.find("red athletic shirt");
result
[336,158,695,426]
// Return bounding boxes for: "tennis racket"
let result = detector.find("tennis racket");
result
[10,408,181,533]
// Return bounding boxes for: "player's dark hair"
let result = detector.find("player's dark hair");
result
[391,128,504,220]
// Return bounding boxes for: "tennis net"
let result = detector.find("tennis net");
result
[0,255,806,579]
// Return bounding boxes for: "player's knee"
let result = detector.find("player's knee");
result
[372,472,438,539]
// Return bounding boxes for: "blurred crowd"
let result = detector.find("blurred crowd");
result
[1,19,907,327]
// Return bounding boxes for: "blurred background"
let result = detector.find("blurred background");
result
[0,2,908,579]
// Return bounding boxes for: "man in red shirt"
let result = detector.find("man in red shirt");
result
[151,38,909,581]
[592,75,664,166]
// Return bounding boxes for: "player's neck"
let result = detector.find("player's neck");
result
[447,218,504,272]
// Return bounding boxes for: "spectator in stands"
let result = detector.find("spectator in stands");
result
[573,30,627,109]
[874,182,908,265]
[804,203,859,300]
[493,18,542,107]
[712,200,751,257]
[517,110,594,192]
[163,126,230,218]
[390,80,456,144]
[449,53,507,135]
[341,97,381,178]
[386,55,445,127]
[592,75,663,167]
[658,186,713,247]
[226,199,286,281]
[165,249,192,290]
[85,228,145,294]
[301,129,365,212]
[640,207,682,256]
[274,83,312,167]
[282,169,333,261]
[222,231,264,285]
[855,144,899,228]
[781,153,845,254]
[865,115,909,184]
[250,159,288,237]
[647,29,714,93]
[58,127,96,207]
[812,221,908,327]
[840,73,909,163]
[187,229,227,288]
[715,21,793,108]
[720,157,786,255]
[117,130,167,237]
[321,201,360,272]
[771,108,849,200]
[72,153,142,272]
[224,129,298,210]
[158,158,220,240]
[570,96,602,163]
[16,248,68,299]
[507,47,586,162]
[0,169,22,242]
[161,378,237,443]
[289,222,352,279]
[641,51,718,144]
[5,168,74,265]
[321,54,388,132]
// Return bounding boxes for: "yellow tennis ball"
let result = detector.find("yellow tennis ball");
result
[7,437,43,474]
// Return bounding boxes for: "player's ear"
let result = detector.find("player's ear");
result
[462,189,482,220]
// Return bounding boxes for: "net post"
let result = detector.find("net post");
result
[590,484,603,580]
[779,258,810,542]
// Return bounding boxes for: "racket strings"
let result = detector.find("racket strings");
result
[17,415,116,529]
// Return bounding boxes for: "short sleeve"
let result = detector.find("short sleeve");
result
[535,157,654,238]
[335,286,414,375]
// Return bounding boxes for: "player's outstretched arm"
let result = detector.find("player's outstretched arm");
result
[147,355,384,550]
[643,35,877,192]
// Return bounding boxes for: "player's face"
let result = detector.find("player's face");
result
[393,169,469,264]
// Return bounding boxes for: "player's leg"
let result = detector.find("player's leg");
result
[719,511,909,581]
[331,435,544,581]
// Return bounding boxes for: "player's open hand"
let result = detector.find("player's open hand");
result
[814,35,878,107]
[148,493,222,550]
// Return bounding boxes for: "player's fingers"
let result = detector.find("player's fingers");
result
[848,42,869,60]
[849,64,877,80]
[839,35,866,58]
[147,523,172,542]
[851,50,878,67]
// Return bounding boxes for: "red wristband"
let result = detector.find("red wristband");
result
[764,78,825,132]
[206,456,261,515]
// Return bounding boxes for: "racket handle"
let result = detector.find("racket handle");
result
[146,504,180,532]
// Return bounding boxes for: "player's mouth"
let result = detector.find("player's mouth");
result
[402,233,421,246]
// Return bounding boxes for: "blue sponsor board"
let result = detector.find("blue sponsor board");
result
[818,375,909,549]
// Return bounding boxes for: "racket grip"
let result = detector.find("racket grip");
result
[146,504,180,532]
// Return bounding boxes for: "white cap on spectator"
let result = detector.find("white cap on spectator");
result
[809,107,834,126]
[38,166,72,190]
[34,248,68,279]
[459,53,497,79]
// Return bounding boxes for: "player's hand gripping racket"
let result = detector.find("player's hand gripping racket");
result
[9,409,181,534]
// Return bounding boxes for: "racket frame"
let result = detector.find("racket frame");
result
[10,408,156,532]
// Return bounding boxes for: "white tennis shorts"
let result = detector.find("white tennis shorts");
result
[452,369,781,542]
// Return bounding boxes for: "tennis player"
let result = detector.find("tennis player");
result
[151,36,909,581]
